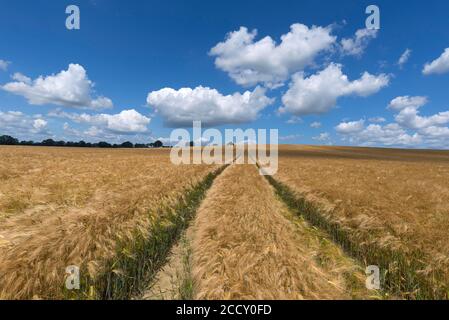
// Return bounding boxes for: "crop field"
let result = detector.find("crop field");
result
[190,164,370,300]
[0,146,219,299]
[273,145,449,299]
[0,145,449,300]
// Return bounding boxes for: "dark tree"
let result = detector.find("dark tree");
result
[55,140,66,147]
[98,141,112,148]
[0,135,19,145]
[41,139,56,146]
[120,141,134,148]
[0,134,153,149]
[65,141,76,147]
[154,140,163,148]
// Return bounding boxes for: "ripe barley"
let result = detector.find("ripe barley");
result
[191,164,369,300]
[274,145,449,299]
[0,146,217,299]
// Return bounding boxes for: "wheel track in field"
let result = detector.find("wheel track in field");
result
[144,163,377,300]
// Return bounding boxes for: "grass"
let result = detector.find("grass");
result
[178,235,195,300]
[141,230,196,300]
[274,193,377,300]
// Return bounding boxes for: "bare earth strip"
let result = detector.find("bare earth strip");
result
[190,164,372,300]
[142,229,194,300]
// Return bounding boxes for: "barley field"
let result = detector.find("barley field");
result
[190,164,370,300]
[274,145,449,299]
[0,146,218,299]
[0,145,448,300]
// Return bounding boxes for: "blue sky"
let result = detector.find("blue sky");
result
[1,0,449,148]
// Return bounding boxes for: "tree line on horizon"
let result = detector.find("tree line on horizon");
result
[0,134,165,149]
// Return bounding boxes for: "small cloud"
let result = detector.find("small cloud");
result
[279,134,301,141]
[0,59,10,71]
[398,49,412,68]
[368,117,386,123]
[335,119,365,134]
[286,116,303,124]
[310,121,322,128]
[11,72,32,84]
[388,96,428,111]
[313,132,331,142]
[423,48,449,75]
[340,28,378,57]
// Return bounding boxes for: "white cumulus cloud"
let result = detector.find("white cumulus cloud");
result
[340,28,378,57]
[396,107,449,130]
[388,96,428,111]
[279,63,389,116]
[0,110,49,137]
[32,118,48,131]
[335,119,365,134]
[210,24,336,88]
[49,109,151,134]
[2,64,113,110]
[336,120,422,147]
[423,48,449,75]
[337,96,449,148]
[147,86,274,127]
